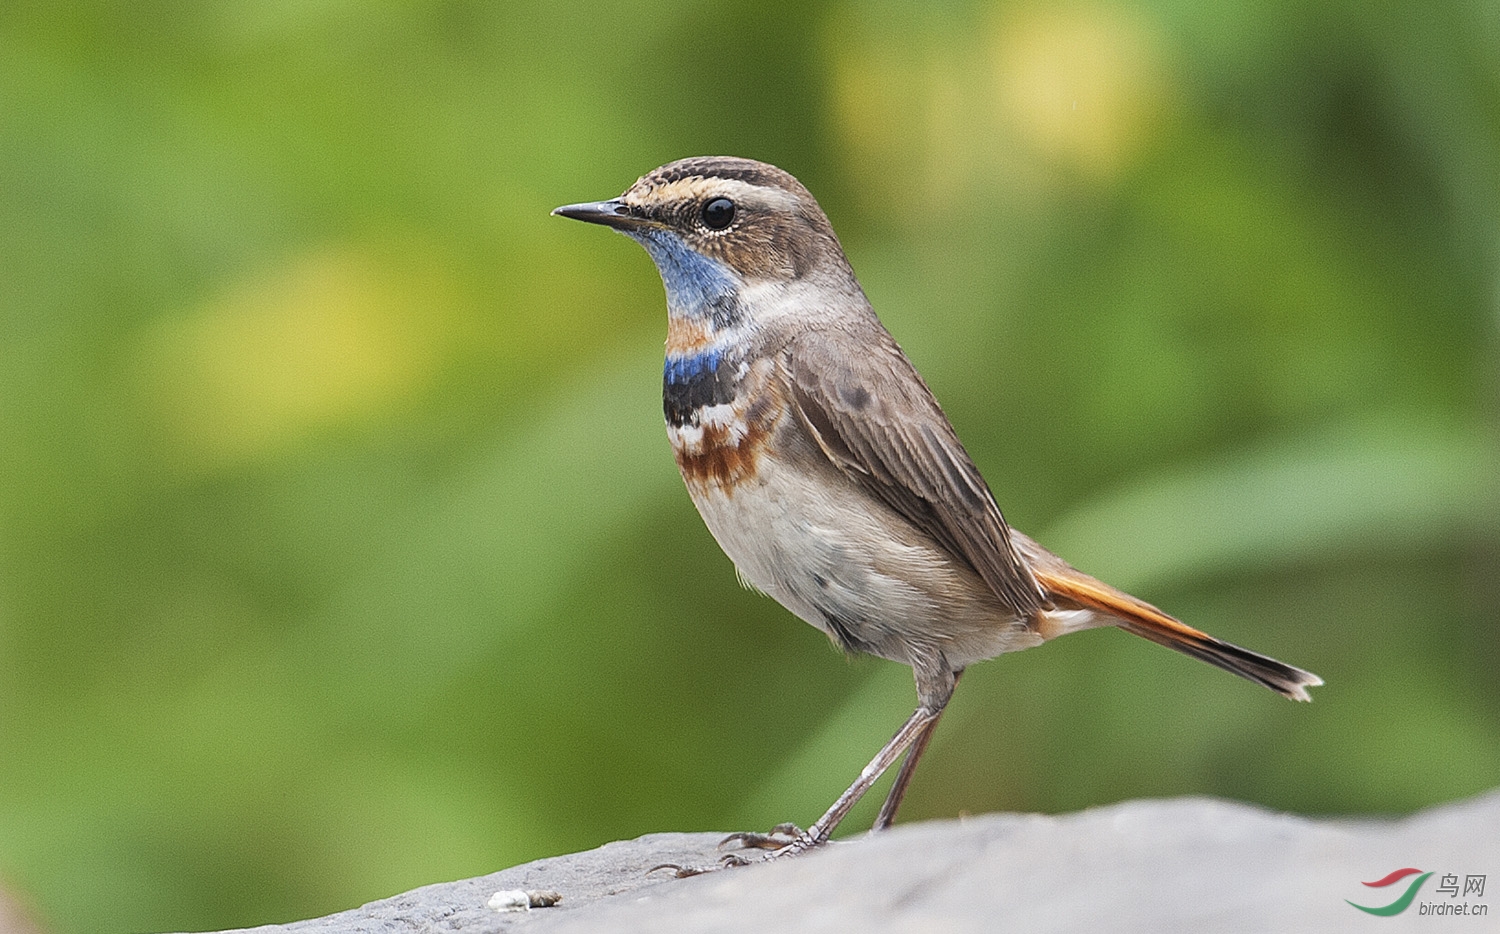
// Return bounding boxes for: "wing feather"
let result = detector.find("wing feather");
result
[785,327,1047,618]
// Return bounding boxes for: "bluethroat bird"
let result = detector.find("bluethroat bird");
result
[553,157,1321,867]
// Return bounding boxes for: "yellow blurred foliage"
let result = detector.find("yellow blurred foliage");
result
[828,3,1171,215]
[130,243,461,468]
[990,4,1169,180]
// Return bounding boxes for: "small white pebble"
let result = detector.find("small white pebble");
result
[488,889,531,913]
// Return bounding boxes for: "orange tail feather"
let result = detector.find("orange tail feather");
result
[1033,564,1322,702]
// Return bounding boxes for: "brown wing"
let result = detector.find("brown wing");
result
[785,327,1048,618]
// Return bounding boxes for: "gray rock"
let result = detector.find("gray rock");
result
[193,790,1499,934]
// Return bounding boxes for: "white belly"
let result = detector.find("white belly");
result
[680,445,1043,671]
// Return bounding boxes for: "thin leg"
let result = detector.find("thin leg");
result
[664,669,961,875]
[683,711,938,876]
[761,704,938,859]
[872,668,963,831]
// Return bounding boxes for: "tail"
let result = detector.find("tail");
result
[1022,543,1322,702]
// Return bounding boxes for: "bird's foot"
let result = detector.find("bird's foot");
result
[648,853,755,878]
[722,823,827,863]
[648,824,824,877]
[719,822,804,851]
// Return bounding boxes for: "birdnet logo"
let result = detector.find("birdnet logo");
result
[1347,868,1489,917]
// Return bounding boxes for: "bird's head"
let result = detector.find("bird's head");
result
[554,157,854,322]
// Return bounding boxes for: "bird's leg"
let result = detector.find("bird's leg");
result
[716,668,958,868]
[872,668,963,831]
[707,708,938,873]
[721,702,938,865]
[667,711,940,878]
[647,671,962,876]
[870,717,938,832]
[670,710,933,878]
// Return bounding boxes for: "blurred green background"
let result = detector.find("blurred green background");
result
[2,0,1497,931]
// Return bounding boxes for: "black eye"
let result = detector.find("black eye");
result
[701,197,735,230]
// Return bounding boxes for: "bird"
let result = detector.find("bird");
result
[552,156,1321,868]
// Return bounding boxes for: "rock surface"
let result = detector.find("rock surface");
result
[193,790,1498,934]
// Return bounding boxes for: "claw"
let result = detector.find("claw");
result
[650,823,825,877]
[648,862,713,878]
[647,852,758,878]
[719,822,806,851]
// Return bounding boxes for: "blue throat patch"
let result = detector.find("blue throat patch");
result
[630,229,741,328]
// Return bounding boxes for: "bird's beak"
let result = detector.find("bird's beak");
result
[551,199,649,230]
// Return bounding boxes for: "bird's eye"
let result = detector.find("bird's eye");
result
[701,197,735,230]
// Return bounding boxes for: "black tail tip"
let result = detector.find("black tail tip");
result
[1121,621,1323,701]
[1196,638,1323,702]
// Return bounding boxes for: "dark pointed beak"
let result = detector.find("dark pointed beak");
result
[551,199,648,230]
